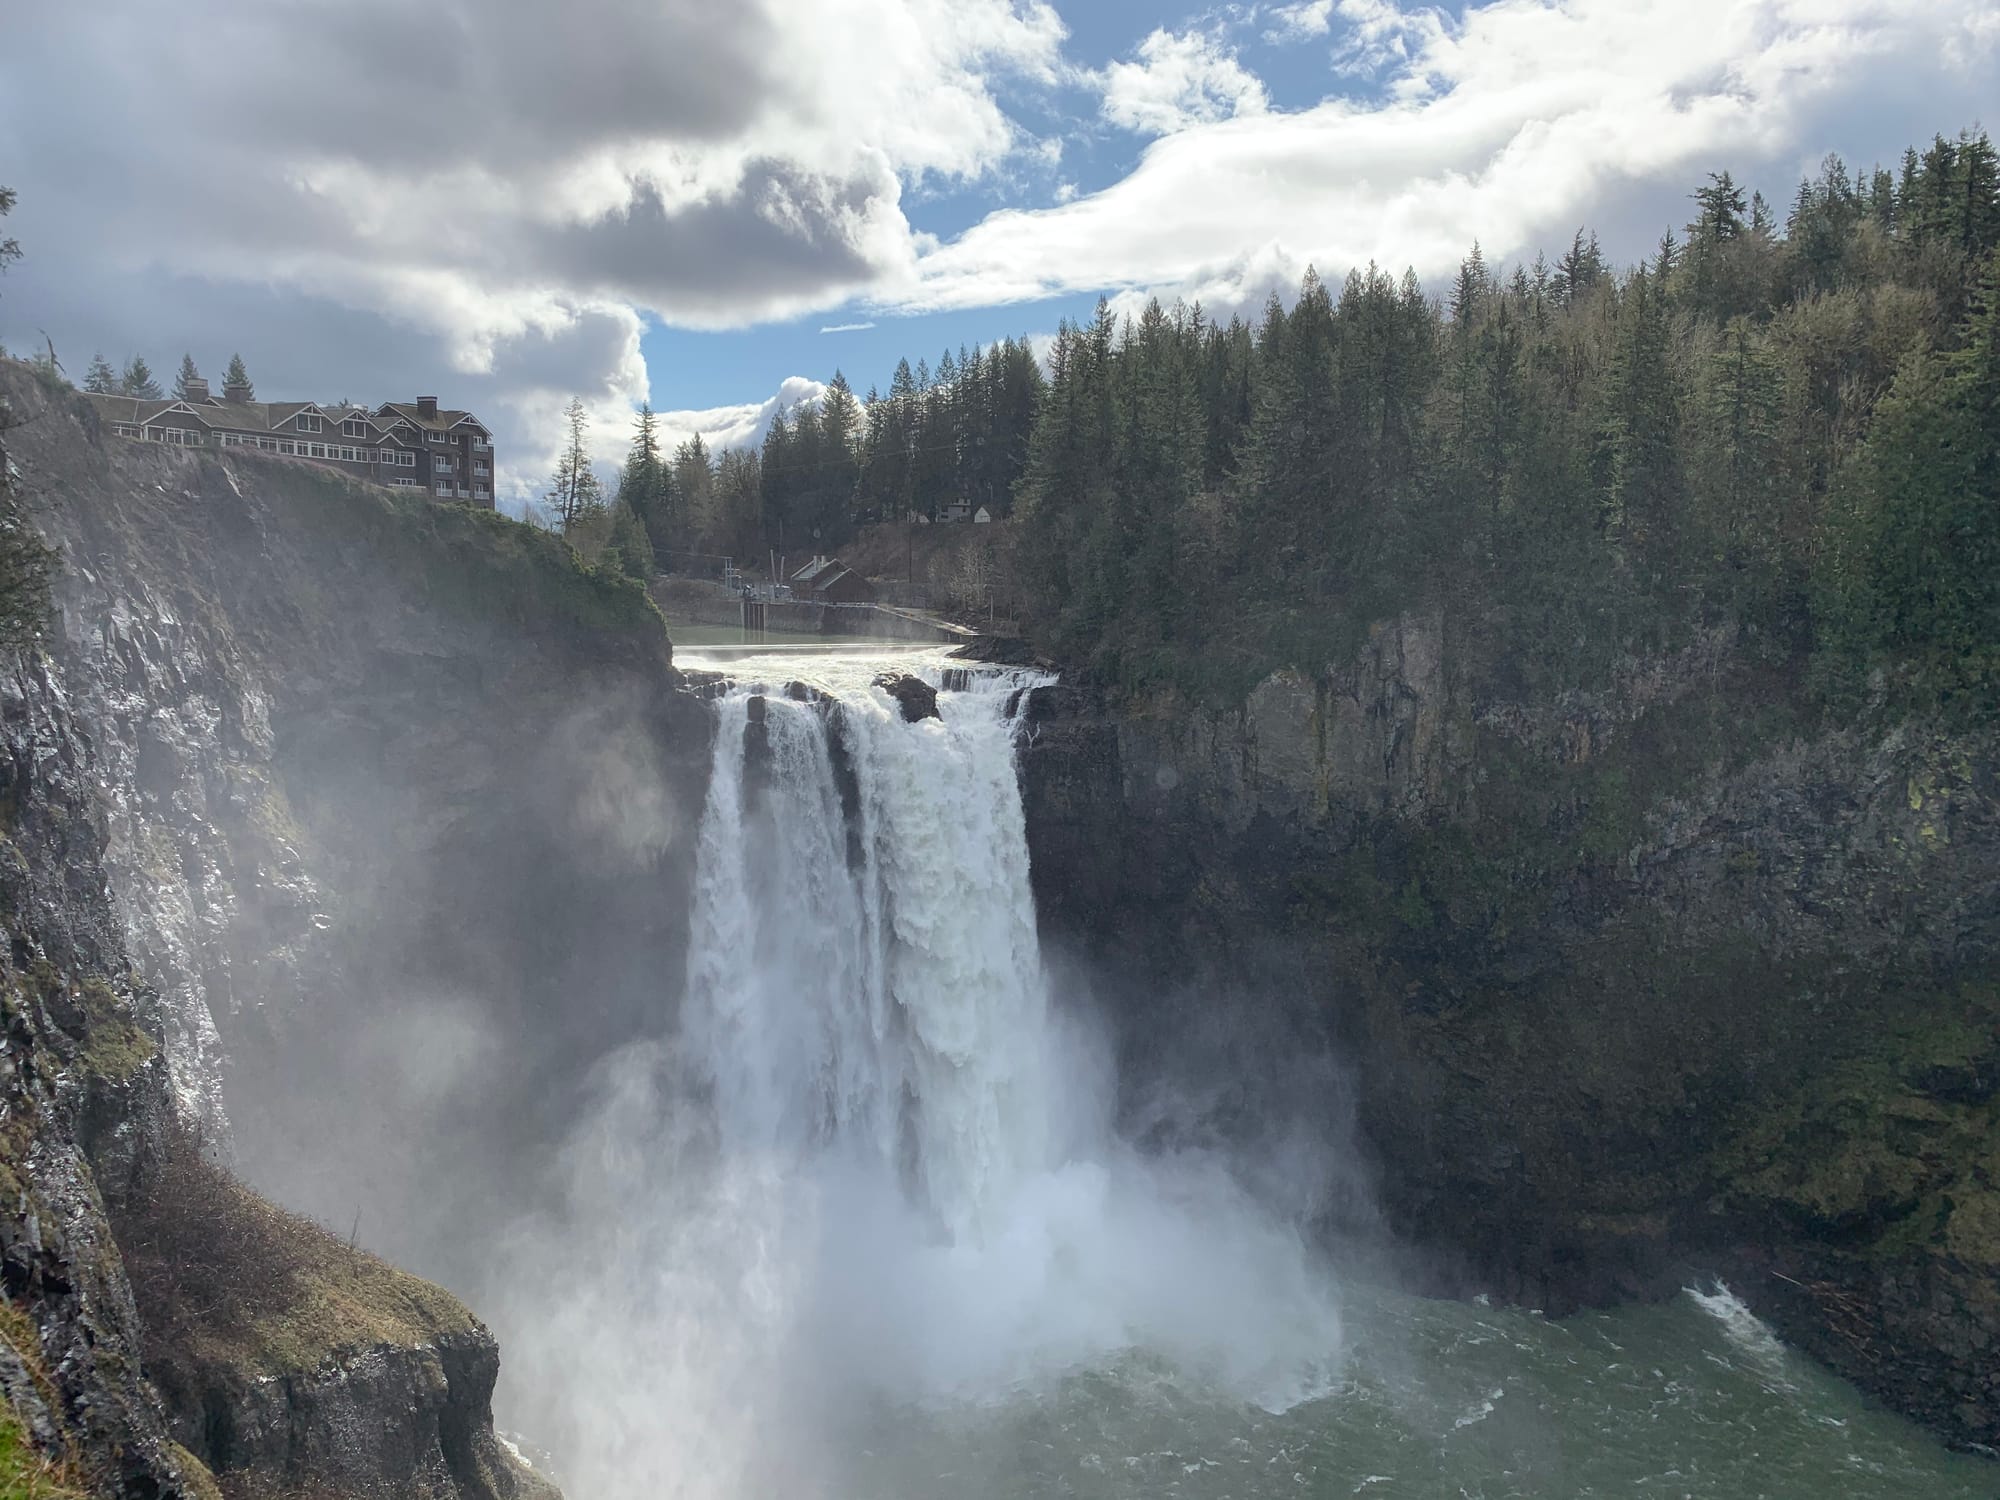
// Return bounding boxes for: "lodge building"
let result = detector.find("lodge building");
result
[86,377,496,509]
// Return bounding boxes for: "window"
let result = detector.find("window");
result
[435,481,452,497]
[473,463,490,476]
[390,477,420,488]
[343,419,367,438]
[474,486,489,498]
[278,440,296,455]
[296,413,321,433]
[434,456,453,471]
[428,432,448,444]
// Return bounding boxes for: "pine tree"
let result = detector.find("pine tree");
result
[84,353,118,395]
[1451,242,1488,324]
[543,398,604,532]
[1598,266,1684,568]
[1555,229,1604,308]
[224,353,254,400]
[121,356,163,400]
[173,354,202,401]
[619,404,669,565]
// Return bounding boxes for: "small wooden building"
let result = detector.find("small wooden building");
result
[788,556,877,603]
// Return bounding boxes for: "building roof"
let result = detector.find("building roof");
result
[375,401,485,435]
[87,394,178,425]
[790,557,840,587]
[86,391,486,456]
[86,392,423,444]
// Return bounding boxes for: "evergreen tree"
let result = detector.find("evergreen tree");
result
[543,398,604,532]
[1451,242,1488,324]
[619,404,670,567]
[172,354,202,401]
[84,353,118,395]
[1555,229,1605,307]
[1598,265,1684,569]
[224,353,254,400]
[121,356,163,400]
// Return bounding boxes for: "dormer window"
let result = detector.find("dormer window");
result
[343,419,368,438]
[296,413,321,433]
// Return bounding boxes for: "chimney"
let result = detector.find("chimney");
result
[223,379,251,403]
[416,396,438,419]
[184,375,210,401]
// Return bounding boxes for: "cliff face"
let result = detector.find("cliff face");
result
[1022,612,2000,1450]
[0,363,709,1494]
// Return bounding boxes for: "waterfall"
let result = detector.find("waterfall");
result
[682,666,1056,1243]
[503,652,1343,1499]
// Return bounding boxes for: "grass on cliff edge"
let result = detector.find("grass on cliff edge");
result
[0,1301,85,1500]
[244,454,668,656]
[115,1124,475,1382]
[0,1412,83,1500]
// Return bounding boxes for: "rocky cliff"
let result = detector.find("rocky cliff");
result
[1022,610,2000,1451]
[0,361,708,1494]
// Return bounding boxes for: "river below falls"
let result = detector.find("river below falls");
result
[830,1283,1995,1499]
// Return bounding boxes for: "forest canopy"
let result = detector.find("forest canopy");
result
[653,128,2000,710]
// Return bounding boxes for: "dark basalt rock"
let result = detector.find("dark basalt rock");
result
[875,672,940,722]
[1017,612,2000,1454]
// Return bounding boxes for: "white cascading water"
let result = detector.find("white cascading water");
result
[683,665,1055,1243]
[503,652,1343,1499]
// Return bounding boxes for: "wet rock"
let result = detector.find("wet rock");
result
[875,672,939,722]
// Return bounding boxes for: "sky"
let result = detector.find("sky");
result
[0,0,1993,510]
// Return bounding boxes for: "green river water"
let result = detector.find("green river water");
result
[841,1285,1995,1500]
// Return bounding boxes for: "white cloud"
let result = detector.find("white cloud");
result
[1263,0,1335,42]
[819,321,878,333]
[658,377,828,457]
[895,0,1998,322]
[1097,27,1271,136]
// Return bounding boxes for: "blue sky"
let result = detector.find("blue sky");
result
[2,0,1993,502]
[640,0,1462,414]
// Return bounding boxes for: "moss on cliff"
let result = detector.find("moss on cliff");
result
[1711,980,2000,1268]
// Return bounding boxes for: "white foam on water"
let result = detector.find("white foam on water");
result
[1685,1282,1792,1373]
